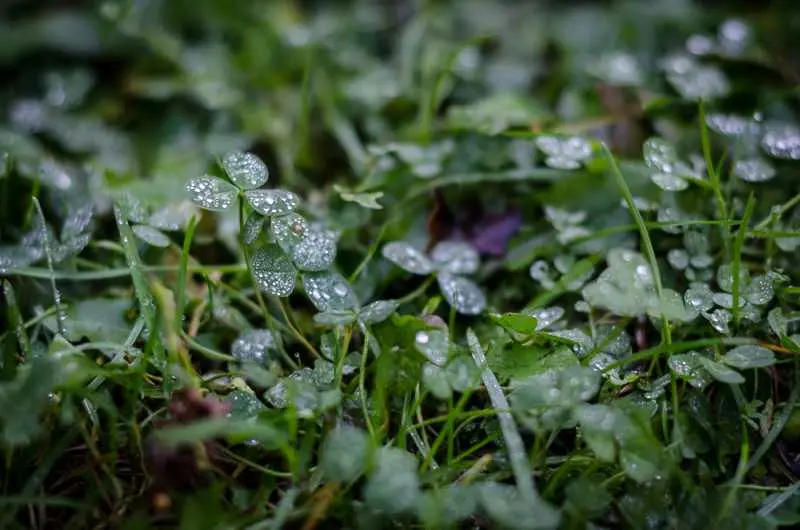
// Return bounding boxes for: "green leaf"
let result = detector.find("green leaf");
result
[721,345,776,369]
[300,270,358,312]
[186,175,238,211]
[290,226,337,272]
[437,273,486,315]
[243,212,265,245]
[382,242,434,275]
[575,404,620,462]
[619,447,661,483]
[313,310,357,326]
[417,484,478,527]
[62,298,131,344]
[221,151,268,190]
[131,224,171,247]
[491,312,539,337]
[422,363,452,399]
[250,244,296,297]
[358,300,398,325]
[244,189,300,216]
[414,328,449,366]
[321,425,371,483]
[333,184,384,209]
[269,212,307,253]
[230,329,280,366]
[364,447,420,515]
[696,357,745,384]
[477,483,561,530]
[429,241,479,275]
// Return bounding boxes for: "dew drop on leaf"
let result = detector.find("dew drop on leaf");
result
[269,212,308,252]
[667,249,689,270]
[222,151,268,189]
[290,226,337,271]
[359,300,398,324]
[684,285,714,312]
[131,224,171,247]
[705,308,731,334]
[745,275,774,306]
[244,189,300,216]
[430,241,479,275]
[231,329,279,365]
[415,329,449,366]
[118,193,148,223]
[250,244,296,297]
[643,137,679,174]
[301,270,358,312]
[186,175,238,211]
[526,306,564,330]
[761,123,800,160]
[437,273,486,315]
[733,157,775,182]
[382,242,434,275]
[651,173,689,191]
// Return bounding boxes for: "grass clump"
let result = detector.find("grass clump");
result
[1,1,800,528]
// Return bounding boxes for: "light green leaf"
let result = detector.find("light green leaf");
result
[721,345,776,369]
[131,224,171,247]
[333,184,384,209]
[222,151,267,189]
[250,244,296,297]
[301,270,358,312]
[364,447,420,515]
[321,425,371,483]
[244,189,299,216]
[186,175,238,211]
[437,273,486,315]
[382,242,434,275]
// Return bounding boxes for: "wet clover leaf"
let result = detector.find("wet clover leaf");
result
[382,242,434,275]
[269,213,308,252]
[301,270,359,313]
[643,137,703,191]
[244,189,300,216]
[314,299,398,327]
[290,225,337,271]
[430,241,479,275]
[187,151,300,217]
[364,447,421,515]
[382,240,486,315]
[721,345,776,369]
[231,329,280,366]
[186,174,238,211]
[321,425,372,483]
[221,151,267,189]
[414,329,450,366]
[535,135,593,170]
[251,244,297,297]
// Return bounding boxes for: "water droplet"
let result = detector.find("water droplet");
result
[382,242,434,275]
[186,175,237,211]
[231,329,279,365]
[429,241,479,275]
[437,272,486,315]
[733,157,775,182]
[526,306,565,330]
[222,151,268,189]
[667,249,689,270]
[415,329,449,366]
[245,189,300,216]
[251,244,296,297]
[290,226,337,272]
[705,308,732,334]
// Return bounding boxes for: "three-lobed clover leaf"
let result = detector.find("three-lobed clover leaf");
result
[186,151,300,216]
[382,240,486,315]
